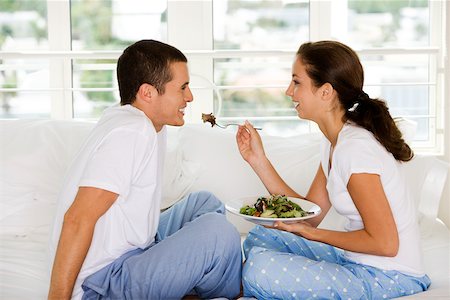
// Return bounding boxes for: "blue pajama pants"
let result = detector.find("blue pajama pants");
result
[81,191,242,299]
[242,226,430,300]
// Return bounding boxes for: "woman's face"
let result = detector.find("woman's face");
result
[285,58,321,121]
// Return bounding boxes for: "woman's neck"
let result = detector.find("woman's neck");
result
[318,114,346,146]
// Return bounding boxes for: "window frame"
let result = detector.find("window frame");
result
[0,0,447,155]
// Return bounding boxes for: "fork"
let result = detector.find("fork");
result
[215,123,262,130]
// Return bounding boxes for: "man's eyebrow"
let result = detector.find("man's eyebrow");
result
[181,81,189,87]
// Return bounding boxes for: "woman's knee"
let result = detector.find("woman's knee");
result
[242,249,275,297]
[242,225,275,256]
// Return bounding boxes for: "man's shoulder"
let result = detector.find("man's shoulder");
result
[97,106,156,136]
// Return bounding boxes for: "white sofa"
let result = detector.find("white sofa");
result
[0,119,449,299]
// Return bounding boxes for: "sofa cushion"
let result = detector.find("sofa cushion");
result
[161,126,199,209]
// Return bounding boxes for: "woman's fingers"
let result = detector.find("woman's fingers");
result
[244,120,258,135]
[273,221,291,231]
[272,220,311,237]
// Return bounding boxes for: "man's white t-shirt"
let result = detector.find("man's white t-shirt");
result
[321,122,424,276]
[49,105,166,299]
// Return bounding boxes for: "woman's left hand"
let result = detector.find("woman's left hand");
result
[267,220,314,239]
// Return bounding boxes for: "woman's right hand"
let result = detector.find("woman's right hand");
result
[236,121,266,165]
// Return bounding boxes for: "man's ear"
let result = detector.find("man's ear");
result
[136,83,158,104]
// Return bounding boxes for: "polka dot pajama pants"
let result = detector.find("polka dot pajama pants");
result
[242,226,430,300]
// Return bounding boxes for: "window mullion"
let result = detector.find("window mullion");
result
[309,0,332,41]
[430,0,446,155]
[47,0,72,119]
[167,0,213,123]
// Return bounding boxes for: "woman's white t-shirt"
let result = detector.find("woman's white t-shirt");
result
[49,105,166,299]
[321,123,424,276]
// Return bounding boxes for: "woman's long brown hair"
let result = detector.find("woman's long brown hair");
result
[297,40,413,161]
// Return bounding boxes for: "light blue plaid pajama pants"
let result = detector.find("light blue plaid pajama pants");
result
[242,225,430,300]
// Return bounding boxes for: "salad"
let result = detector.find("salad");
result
[239,195,310,218]
[201,113,216,127]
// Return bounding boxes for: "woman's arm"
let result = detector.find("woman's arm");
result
[48,187,117,299]
[236,122,332,227]
[236,121,298,197]
[303,165,332,227]
[275,173,399,256]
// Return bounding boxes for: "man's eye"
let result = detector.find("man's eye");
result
[293,80,300,85]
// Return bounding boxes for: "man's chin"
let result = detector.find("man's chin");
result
[168,119,185,127]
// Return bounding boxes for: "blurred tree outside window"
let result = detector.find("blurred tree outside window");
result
[71,0,167,118]
[0,0,48,118]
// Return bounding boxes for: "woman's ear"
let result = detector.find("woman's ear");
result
[321,83,334,100]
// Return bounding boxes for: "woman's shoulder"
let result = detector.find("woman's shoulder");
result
[336,123,394,166]
[340,123,375,141]
[336,123,385,156]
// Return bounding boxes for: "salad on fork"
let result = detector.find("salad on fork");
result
[201,113,262,130]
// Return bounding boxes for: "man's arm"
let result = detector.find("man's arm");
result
[48,187,118,299]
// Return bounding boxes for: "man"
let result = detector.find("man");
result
[48,40,242,299]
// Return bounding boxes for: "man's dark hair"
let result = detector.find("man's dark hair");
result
[117,40,187,105]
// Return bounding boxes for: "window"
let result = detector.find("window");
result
[0,0,447,154]
[70,0,167,117]
[0,0,50,117]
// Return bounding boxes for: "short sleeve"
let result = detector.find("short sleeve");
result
[79,128,156,196]
[334,139,382,186]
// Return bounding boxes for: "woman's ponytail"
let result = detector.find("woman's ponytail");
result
[345,92,413,162]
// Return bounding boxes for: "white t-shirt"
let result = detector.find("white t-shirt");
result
[321,123,424,276]
[49,105,166,299]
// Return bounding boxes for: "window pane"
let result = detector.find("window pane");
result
[0,91,51,118]
[71,0,167,50]
[72,59,119,119]
[212,0,309,136]
[360,53,431,142]
[214,56,292,86]
[218,88,294,118]
[214,0,309,50]
[335,0,429,48]
[0,1,48,51]
[0,59,50,118]
[213,55,302,136]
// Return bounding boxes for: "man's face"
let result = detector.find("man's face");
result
[151,62,193,130]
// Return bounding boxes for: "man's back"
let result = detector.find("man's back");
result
[49,104,166,299]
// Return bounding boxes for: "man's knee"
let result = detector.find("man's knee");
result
[196,213,241,254]
[188,190,225,214]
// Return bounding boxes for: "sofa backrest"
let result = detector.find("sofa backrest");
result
[1,120,448,236]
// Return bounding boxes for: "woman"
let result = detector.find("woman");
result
[236,40,430,299]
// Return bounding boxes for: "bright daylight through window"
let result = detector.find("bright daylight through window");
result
[0,0,446,154]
